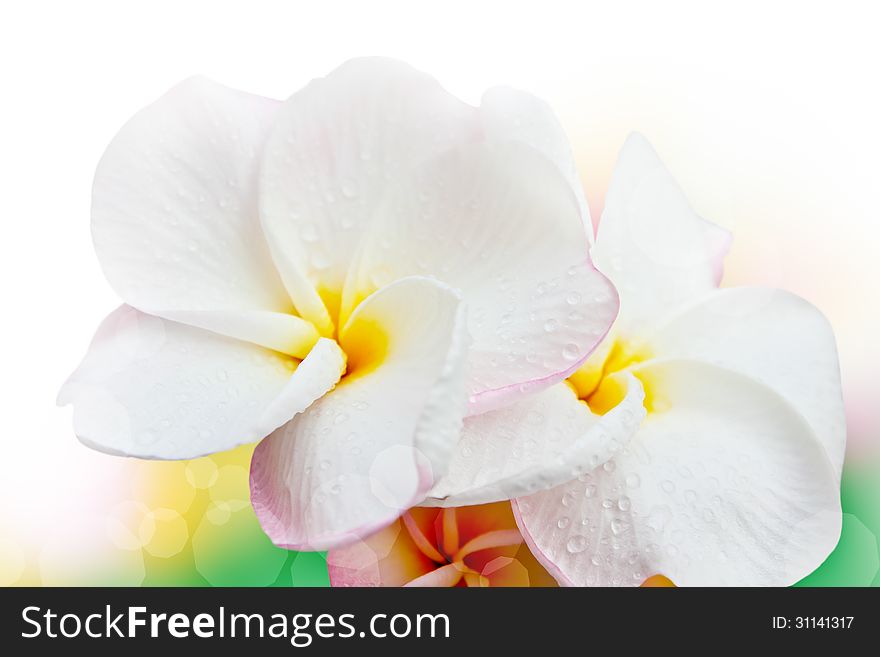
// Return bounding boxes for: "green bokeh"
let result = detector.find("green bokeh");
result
[191,508,290,586]
[796,456,880,587]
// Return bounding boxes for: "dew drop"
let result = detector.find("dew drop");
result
[566,535,587,554]
[310,249,331,270]
[299,223,319,243]
[610,518,629,535]
[562,343,580,361]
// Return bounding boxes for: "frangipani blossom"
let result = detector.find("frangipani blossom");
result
[58,59,618,551]
[424,134,845,586]
[327,502,558,587]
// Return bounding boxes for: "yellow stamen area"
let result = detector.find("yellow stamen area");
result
[568,338,654,415]
[586,376,630,416]
[316,285,343,338]
[337,314,389,385]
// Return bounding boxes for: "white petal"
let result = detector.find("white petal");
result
[593,133,731,334]
[158,309,319,360]
[480,86,593,243]
[90,77,318,356]
[515,359,841,586]
[344,140,618,414]
[250,277,469,550]
[58,306,344,459]
[259,57,477,334]
[647,286,846,474]
[425,375,644,507]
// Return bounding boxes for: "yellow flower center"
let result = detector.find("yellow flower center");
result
[283,283,391,386]
[566,338,653,415]
[335,313,389,385]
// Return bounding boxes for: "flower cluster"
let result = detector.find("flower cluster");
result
[61,58,845,586]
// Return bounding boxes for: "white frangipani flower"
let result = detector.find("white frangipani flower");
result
[58,59,618,550]
[425,134,845,586]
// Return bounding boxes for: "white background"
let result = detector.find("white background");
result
[1,0,878,546]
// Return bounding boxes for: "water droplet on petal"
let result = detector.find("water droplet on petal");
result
[300,223,319,243]
[566,535,587,554]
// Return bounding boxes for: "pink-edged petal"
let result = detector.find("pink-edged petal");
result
[58,306,344,459]
[593,133,731,335]
[90,77,316,355]
[647,286,845,476]
[344,140,618,415]
[480,86,593,242]
[250,277,469,551]
[424,376,644,507]
[259,57,478,334]
[515,359,841,587]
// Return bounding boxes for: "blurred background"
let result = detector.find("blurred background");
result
[1,0,877,586]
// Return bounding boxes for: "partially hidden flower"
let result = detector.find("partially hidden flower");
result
[328,502,558,587]
[418,134,846,586]
[58,59,618,550]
